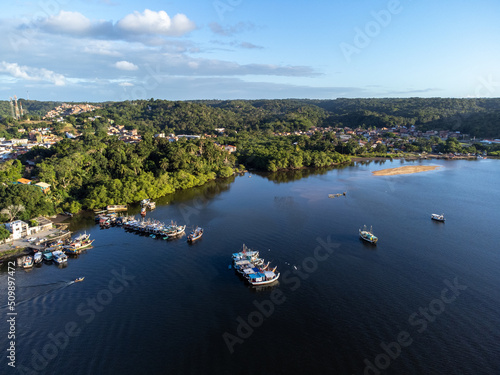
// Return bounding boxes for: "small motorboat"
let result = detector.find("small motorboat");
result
[23,255,34,269]
[431,213,445,222]
[75,277,85,282]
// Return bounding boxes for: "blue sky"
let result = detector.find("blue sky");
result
[1,0,499,101]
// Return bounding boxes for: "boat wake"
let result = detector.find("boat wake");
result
[0,281,74,308]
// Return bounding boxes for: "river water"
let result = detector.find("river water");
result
[1,158,499,375]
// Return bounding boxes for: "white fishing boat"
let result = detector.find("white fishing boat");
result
[246,270,280,286]
[359,225,378,244]
[52,250,68,264]
[23,255,34,269]
[165,224,186,237]
[33,252,43,265]
[232,244,259,261]
[431,213,445,222]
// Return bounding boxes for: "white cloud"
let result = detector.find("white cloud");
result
[83,41,121,56]
[41,11,93,35]
[114,61,139,71]
[119,82,134,87]
[117,9,195,36]
[0,61,66,86]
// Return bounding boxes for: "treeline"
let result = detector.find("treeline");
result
[225,133,351,172]
[10,134,235,215]
[82,98,500,138]
[2,98,500,138]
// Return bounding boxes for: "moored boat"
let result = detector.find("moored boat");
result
[165,224,186,237]
[23,255,34,269]
[64,233,94,254]
[359,225,378,244]
[431,213,445,222]
[33,252,43,264]
[246,270,280,286]
[52,250,68,264]
[232,244,259,261]
[187,227,203,242]
[42,250,53,262]
[232,245,279,287]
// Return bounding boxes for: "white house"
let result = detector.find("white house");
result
[5,220,29,239]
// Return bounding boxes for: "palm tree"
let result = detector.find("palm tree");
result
[160,158,170,171]
[1,204,25,222]
[186,142,197,155]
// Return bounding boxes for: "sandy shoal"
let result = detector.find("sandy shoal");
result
[372,165,440,176]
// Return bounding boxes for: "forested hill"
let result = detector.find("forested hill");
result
[3,98,500,138]
[95,98,500,138]
[0,100,62,118]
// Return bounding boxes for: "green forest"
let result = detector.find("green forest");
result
[49,97,500,138]
[0,134,236,221]
[0,97,499,221]
[2,97,500,137]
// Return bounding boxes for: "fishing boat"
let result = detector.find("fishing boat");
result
[75,277,85,282]
[42,250,53,262]
[232,244,259,261]
[33,252,43,265]
[187,227,203,242]
[165,224,186,237]
[431,213,445,222]
[140,199,156,210]
[52,250,68,264]
[23,255,34,269]
[64,233,94,254]
[359,225,378,244]
[140,207,147,217]
[232,245,279,286]
[246,270,280,286]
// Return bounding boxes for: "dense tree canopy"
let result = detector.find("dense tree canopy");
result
[21,134,236,211]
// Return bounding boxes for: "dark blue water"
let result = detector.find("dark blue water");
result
[1,159,499,375]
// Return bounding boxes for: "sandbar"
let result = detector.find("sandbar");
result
[372,165,440,176]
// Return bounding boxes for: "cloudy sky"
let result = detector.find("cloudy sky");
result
[1,0,499,102]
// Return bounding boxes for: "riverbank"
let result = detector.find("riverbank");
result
[0,222,72,262]
[372,165,440,176]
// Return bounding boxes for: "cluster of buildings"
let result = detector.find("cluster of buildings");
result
[3,216,53,240]
[270,125,472,150]
[0,129,61,160]
[106,125,142,143]
[15,178,51,194]
[273,125,467,141]
[43,103,101,121]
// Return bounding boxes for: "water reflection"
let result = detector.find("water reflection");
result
[69,176,235,232]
